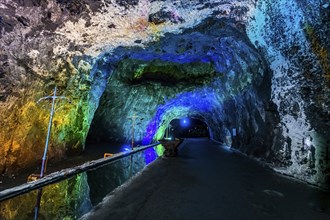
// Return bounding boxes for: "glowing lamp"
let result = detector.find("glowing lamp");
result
[180,117,190,128]
[122,144,131,152]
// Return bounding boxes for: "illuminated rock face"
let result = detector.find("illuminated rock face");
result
[247,0,330,185]
[0,0,329,187]
[88,18,275,159]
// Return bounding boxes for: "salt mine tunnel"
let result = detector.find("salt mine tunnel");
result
[0,0,330,219]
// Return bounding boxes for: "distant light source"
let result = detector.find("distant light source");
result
[180,117,190,128]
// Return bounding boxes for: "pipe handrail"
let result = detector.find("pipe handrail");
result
[0,142,160,202]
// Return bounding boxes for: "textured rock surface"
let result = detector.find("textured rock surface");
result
[247,0,330,185]
[88,18,274,157]
[0,0,329,188]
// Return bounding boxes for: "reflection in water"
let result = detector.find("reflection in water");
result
[0,147,160,220]
[0,173,91,220]
[87,156,131,206]
[145,148,158,165]
[145,145,164,164]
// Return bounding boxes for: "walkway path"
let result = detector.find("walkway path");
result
[81,138,330,220]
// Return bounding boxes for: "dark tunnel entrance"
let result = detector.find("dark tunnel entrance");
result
[166,118,210,139]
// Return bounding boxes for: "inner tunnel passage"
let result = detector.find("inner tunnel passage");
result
[165,117,210,139]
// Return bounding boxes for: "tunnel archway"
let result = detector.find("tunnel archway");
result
[85,17,273,159]
[165,117,210,139]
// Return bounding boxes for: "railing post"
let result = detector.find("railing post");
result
[128,113,142,177]
[34,87,68,220]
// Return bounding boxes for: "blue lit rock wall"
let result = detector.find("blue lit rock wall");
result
[88,18,276,158]
[247,0,330,186]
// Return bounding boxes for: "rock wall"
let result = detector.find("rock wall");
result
[0,0,103,174]
[247,0,330,186]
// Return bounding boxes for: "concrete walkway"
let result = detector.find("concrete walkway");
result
[81,138,330,220]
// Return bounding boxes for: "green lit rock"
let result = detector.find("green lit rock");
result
[0,173,91,219]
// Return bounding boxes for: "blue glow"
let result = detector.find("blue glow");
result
[89,22,259,171]
[180,117,190,127]
[144,148,157,164]
[109,28,253,146]
[142,88,220,144]
[122,144,131,152]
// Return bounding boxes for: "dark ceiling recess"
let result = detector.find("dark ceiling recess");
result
[167,118,210,139]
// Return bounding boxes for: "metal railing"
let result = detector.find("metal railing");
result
[0,142,159,202]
